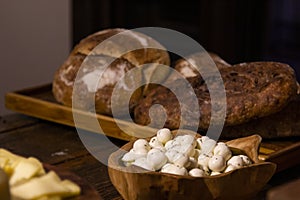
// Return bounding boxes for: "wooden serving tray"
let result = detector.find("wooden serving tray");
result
[5,84,300,172]
[5,84,157,141]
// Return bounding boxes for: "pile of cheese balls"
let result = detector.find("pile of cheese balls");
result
[122,128,252,177]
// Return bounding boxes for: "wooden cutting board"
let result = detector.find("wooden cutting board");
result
[5,83,300,172]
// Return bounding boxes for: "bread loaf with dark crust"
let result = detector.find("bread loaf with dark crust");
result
[134,62,298,131]
[221,94,300,139]
[174,52,231,78]
[52,28,170,116]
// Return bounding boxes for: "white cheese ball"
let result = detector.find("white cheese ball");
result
[165,149,179,163]
[197,154,210,172]
[161,163,187,176]
[167,143,182,153]
[130,148,148,156]
[227,156,244,168]
[201,139,217,155]
[173,153,189,168]
[164,140,173,150]
[213,142,232,161]
[147,149,168,170]
[239,155,252,166]
[165,140,180,151]
[157,128,172,144]
[173,135,184,143]
[188,168,206,177]
[180,135,196,147]
[133,139,151,151]
[165,150,189,168]
[149,136,164,149]
[224,165,238,173]
[210,171,221,176]
[133,157,155,171]
[178,144,195,156]
[122,151,145,163]
[176,144,195,157]
[208,155,226,172]
[196,136,210,149]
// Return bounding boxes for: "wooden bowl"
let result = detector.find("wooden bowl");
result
[108,132,276,200]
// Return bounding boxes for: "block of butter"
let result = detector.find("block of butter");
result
[0,148,81,200]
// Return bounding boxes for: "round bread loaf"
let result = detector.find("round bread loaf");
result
[134,62,298,130]
[53,28,170,116]
[174,52,231,78]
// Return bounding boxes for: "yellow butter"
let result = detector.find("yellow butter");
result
[9,157,44,186]
[11,171,80,199]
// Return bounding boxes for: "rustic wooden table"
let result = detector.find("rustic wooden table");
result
[1,113,300,200]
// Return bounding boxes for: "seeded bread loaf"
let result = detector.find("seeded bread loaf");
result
[220,94,300,139]
[134,62,298,133]
[173,52,231,78]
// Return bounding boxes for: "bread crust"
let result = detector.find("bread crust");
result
[134,62,298,130]
[174,52,230,78]
[52,28,170,116]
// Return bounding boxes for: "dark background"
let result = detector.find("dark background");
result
[72,0,300,80]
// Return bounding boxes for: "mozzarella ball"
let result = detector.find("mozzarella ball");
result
[178,144,195,157]
[224,164,238,173]
[173,135,184,143]
[239,155,252,166]
[189,168,206,177]
[168,143,182,153]
[133,157,155,171]
[122,151,145,163]
[210,171,221,176]
[173,153,189,168]
[180,135,196,147]
[196,136,210,149]
[131,148,148,156]
[165,149,179,163]
[133,139,151,151]
[157,128,172,144]
[197,154,210,172]
[227,156,244,168]
[208,155,226,172]
[164,140,173,150]
[169,145,195,156]
[149,136,164,149]
[213,142,232,161]
[201,139,217,155]
[161,163,187,176]
[147,149,168,170]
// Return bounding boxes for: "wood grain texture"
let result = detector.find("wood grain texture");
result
[5,84,157,141]
[0,114,39,133]
[108,135,276,200]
